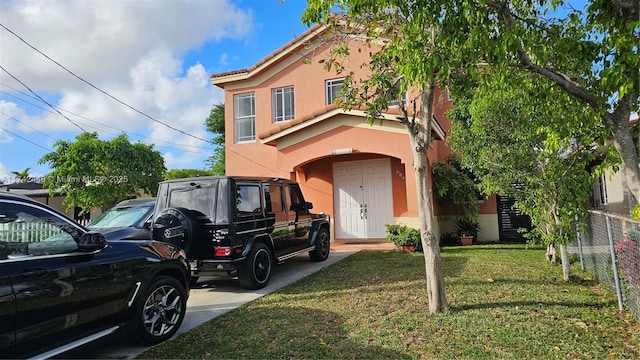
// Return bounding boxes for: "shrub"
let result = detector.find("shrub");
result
[385,224,422,251]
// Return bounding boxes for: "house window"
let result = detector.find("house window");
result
[591,173,608,208]
[234,92,255,143]
[272,86,295,122]
[386,82,405,108]
[326,78,345,105]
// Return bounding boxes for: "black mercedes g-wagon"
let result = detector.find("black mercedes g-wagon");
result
[151,176,331,289]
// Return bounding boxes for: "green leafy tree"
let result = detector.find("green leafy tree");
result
[39,132,166,213]
[304,4,451,313]
[448,70,606,280]
[205,103,225,175]
[432,154,481,223]
[165,168,215,180]
[305,0,638,211]
[11,167,31,182]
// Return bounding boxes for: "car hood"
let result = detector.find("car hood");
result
[89,226,151,241]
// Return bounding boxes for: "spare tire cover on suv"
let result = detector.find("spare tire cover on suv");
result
[151,207,200,253]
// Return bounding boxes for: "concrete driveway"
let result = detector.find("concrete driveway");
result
[69,249,358,359]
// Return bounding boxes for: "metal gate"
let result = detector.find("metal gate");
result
[497,195,532,243]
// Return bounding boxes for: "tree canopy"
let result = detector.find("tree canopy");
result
[205,103,225,175]
[39,132,166,212]
[165,168,215,180]
[448,69,606,279]
[305,0,638,211]
[11,167,31,183]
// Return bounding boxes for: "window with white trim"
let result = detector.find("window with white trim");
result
[326,78,345,105]
[591,173,608,208]
[234,92,255,143]
[386,82,406,108]
[272,86,295,122]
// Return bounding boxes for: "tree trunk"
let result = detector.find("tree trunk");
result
[603,95,640,206]
[408,84,448,314]
[559,244,572,281]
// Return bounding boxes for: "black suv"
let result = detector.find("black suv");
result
[0,192,190,358]
[151,176,331,289]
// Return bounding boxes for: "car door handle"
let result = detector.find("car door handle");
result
[22,268,49,279]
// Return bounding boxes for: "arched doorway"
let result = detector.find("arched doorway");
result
[333,158,393,239]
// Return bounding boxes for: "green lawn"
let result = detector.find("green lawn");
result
[139,244,640,359]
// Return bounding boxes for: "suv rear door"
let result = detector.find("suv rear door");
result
[265,183,295,256]
[284,184,313,249]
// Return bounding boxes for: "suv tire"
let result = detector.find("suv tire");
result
[152,207,200,253]
[309,227,330,262]
[238,242,272,290]
[135,276,187,344]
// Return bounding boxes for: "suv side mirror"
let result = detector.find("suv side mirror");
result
[78,231,107,252]
[306,201,313,210]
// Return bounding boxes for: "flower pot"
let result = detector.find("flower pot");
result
[460,235,473,246]
[400,244,416,253]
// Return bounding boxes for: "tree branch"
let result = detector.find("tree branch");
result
[486,0,602,110]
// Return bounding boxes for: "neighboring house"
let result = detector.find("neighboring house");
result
[0,181,98,224]
[590,112,640,216]
[210,24,507,242]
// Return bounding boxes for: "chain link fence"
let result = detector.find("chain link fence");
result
[568,210,640,324]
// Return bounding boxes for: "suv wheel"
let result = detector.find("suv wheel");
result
[238,242,272,290]
[135,276,187,344]
[309,227,330,261]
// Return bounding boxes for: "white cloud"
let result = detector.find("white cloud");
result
[0,0,252,90]
[0,0,249,168]
[0,162,11,183]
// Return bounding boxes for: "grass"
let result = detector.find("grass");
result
[139,244,640,359]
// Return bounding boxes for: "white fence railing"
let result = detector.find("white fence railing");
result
[0,221,62,242]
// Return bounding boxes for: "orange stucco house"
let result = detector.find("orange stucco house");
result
[210,24,509,243]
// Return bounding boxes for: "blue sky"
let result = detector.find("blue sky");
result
[0,0,310,182]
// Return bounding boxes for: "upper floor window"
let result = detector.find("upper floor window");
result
[234,92,255,143]
[591,173,608,208]
[386,82,406,108]
[326,78,345,105]
[272,86,295,122]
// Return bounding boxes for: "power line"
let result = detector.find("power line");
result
[0,86,215,155]
[0,65,87,132]
[0,22,211,143]
[0,124,52,152]
[0,111,58,141]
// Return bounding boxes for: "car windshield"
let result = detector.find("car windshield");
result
[88,205,152,228]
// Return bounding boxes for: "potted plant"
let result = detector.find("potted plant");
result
[385,224,421,252]
[433,154,483,245]
[454,216,481,246]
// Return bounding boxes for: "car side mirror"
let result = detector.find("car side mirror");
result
[305,202,313,210]
[78,231,107,252]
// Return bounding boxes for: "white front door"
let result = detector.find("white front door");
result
[333,159,393,239]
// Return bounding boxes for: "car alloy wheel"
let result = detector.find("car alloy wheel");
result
[137,276,187,344]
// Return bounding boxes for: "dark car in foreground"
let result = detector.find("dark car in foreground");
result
[87,197,155,240]
[0,193,189,359]
[151,176,331,289]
